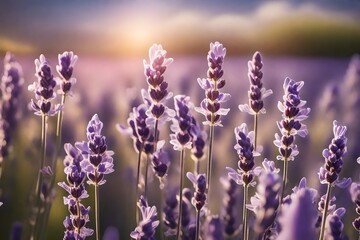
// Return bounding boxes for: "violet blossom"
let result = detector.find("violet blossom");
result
[56,51,78,96]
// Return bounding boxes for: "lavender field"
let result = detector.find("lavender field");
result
[0,51,360,240]
[1,1,360,240]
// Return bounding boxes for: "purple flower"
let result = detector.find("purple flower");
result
[187,172,207,212]
[226,123,262,187]
[142,44,175,126]
[220,177,240,237]
[205,215,224,240]
[318,120,351,188]
[56,51,78,95]
[195,42,230,127]
[274,77,310,162]
[77,114,114,185]
[170,95,194,151]
[163,187,178,236]
[325,208,346,240]
[151,147,170,179]
[247,159,281,237]
[117,104,155,154]
[277,188,317,240]
[350,174,360,232]
[190,120,207,163]
[130,195,159,240]
[58,143,93,239]
[239,51,272,115]
[28,54,61,116]
[0,52,23,161]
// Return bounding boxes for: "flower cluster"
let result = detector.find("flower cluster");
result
[170,95,194,151]
[318,120,351,187]
[151,147,170,180]
[77,114,114,185]
[28,54,61,116]
[163,187,178,236]
[350,173,360,232]
[274,77,310,162]
[130,196,159,240]
[324,208,346,240]
[58,143,93,239]
[227,123,262,186]
[56,51,78,96]
[190,120,207,167]
[142,44,174,126]
[247,159,281,237]
[0,52,23,161]
[220,177,239,237]
[195,42,230,127]
[239,51,272,115]
[187,172,207,212]
[205,215,224,240]
[117,104,155,154]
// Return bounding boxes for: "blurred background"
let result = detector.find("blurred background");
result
[1,0,360,239]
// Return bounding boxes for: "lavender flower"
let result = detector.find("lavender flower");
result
[247,159,281,237]
[0,52,23,168]
[142,44,174,127]
[350,174,360,232]
[78,114,114,185]
[170,95,194,151]
[205,215,224,240]
[324,208,346,240]
[117,104,155,154]
[181,188,193,232]
[28,54,61,116]
[58,143,93,239]
[151,147,170,186]
[318,120,351,188]
[277,188,317,240]
[190,119,207,173]
[274,77,310,162]
[163,187,178,236]
[239,51,272,115]
[220,177,239,237]
[227,123,262,187]
[187,172,207,212]
[56,51,78,95]
[130,196,159,240]
[195,42,230,127]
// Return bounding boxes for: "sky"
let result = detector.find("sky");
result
[0,0,360,56]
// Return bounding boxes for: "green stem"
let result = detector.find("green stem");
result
[176,149,185,240]
[159,183,165,240]
[254,114,258,151]
[135,147,143,226]
[280,155,288,205]
[33,114,47,239]
[319,184,332,240]
[95,170,100,240]
[206,125,215,202]
[242,184,249,240]
[195,210,201,240]
[196,159,200,175]
[144,154,150,199]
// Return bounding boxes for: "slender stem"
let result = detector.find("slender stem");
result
[254,113,258,151]
[206,125,215,200]
[195,210,201,240]
[242,184,249,240]
[159,183,165,240]
[280,156,289,205]
[135,146,143,226]
[319,184,332,240]
[154,118,159,149]
[196,159,200,175]
[144,154,150,199]
[95,171,100,240]
[176,149,185,240]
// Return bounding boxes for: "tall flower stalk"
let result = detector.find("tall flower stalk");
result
[0,52,23,179]
[318,120,351,240]
[28,54,61,239]
[239,51,272,150]
[274,77,310,203]
[187,172,207,240]
[77,114,114,240]
[195,41,230,199]
[170,95,193,239]
[117,103,155,224]
[58,143,93,239]
[227,123,262,240]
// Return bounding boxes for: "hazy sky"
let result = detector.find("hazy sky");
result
[1,0,360,56]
